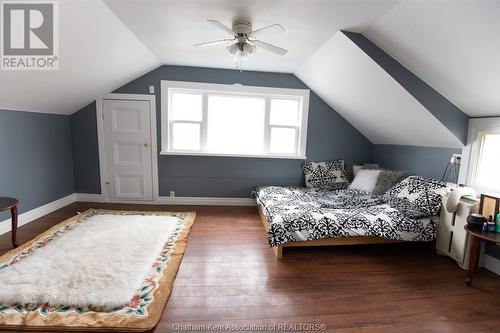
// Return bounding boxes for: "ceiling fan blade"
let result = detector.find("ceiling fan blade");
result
[193,38,235,47]
[207,19,234,35]
[252,40,288,56]
[251,24,285,36]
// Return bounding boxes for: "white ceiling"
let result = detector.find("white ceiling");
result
[296,32,463,148]
[0,0,160,115]
[364,0,500,118]
[103,0,399,73]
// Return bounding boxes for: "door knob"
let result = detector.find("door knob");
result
[144,143,150,148]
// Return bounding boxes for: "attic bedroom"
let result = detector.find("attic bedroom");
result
[0,0,499,332]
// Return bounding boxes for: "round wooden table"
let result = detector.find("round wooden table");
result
[464,224,500,286]
[0,197,19,248]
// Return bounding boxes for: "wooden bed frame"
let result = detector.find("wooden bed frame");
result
[258,205,404,259]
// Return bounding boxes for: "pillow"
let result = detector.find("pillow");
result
[302,160,348,189]
[348,169,382,193]
[352,165,363,177]
[361,163,380,170]
[372,170,409,196]
[352,163,380,177]
[385,175,451,217]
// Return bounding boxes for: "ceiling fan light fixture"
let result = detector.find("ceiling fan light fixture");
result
[243,43,255,54]
[226,43,239,55]
[197,19,287,70]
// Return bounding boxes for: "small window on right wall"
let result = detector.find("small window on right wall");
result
[474,132,500,192]
[464,118,500,194]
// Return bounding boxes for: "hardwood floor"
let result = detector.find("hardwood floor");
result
[1,202,500,332]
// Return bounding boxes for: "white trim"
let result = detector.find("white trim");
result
[75,193,103,202]
[102,93,155,101]
[74,194,255,206]
[160,80,310,96]
[156,196,255,206]
[160,80,310,159]
[459,117,500,192]
[482,254,500,276]
[159,150,306,160]
[96,93,159,203]
[0,194,76,236]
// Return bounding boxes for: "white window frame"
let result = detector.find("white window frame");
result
[459,117,500,194]
[160,80,310,159]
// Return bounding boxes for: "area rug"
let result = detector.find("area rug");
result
[0,209,196,332]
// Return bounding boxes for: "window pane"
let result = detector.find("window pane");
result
[476,133,500,191]
[270,127,296,154]
[171,122,200,150]
[206,95,265,154]
[270,99,299,126]
[171,92,202,121]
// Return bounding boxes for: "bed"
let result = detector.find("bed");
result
[254,178,451,259]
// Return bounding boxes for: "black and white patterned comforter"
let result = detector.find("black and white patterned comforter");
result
[253,186,439,247]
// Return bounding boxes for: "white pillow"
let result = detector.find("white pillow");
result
[349,169,382,193]
[353,165,363,176]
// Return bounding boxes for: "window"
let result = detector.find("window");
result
[160,80,309,159]
[464,118,500,194]
[474,131,500,192]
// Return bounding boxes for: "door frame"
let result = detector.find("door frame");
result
[96,93,159,202]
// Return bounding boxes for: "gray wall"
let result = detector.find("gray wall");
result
[71,65,373,197]
[344,32,469,145]
[373,144,462,182]
[0,109,75,220]
[71,103,100,194]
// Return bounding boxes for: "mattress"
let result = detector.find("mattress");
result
[254,186,439,247]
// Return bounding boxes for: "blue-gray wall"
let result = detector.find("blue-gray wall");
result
[344,31,469,145]
[373,145,462,182]
[71,65,373,197]
[71,103,100,194]
[0,109,75,220]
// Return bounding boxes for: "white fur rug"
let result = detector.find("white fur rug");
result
[0,213,179,309]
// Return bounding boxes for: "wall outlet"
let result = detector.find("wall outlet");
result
[149,85,155,94]
[169,191,175,198]
[451,153,462,164]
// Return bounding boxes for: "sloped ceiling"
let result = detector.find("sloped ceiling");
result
[102,0,399,73]
[295,32,463,149]
[0,0,160,115]
[364,0,500,118]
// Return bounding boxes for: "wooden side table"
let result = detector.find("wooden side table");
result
[464,225,500,286]
[0,197,19,248]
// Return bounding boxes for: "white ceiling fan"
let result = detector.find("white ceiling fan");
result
[194,19,288,69]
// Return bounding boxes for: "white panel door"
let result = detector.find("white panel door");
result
[103,99,153,201]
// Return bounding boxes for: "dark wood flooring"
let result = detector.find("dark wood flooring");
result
[1,202,500,333]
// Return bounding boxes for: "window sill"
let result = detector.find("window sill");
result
[159,151,307,160]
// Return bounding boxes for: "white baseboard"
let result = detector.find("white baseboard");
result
[482,254,500,276]
[156,196,255,206]
[74,193,255,206]
[0,194,76,236]
[75,193,103,202]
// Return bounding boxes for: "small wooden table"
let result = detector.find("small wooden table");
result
[0,197,19,248]
[465,225,500,286]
